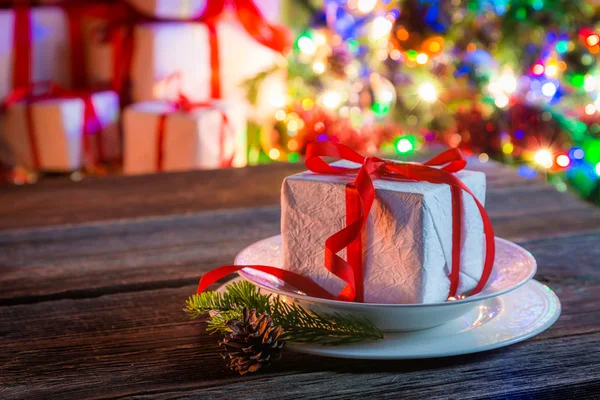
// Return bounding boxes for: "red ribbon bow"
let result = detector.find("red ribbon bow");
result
[154,94,235,171]
[197,142,495,303]
[4,82,105,169]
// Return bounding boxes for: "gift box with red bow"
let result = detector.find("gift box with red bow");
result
[122,97,247,174]
[1,85,120,172]
[86,0,289,106]
[280,143,492,304]
[0,6,71,101]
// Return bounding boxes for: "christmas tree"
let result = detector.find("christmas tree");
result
[246,0,600,205]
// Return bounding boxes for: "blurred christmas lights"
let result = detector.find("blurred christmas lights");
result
[418,83,437,103]
[534,149,554,169]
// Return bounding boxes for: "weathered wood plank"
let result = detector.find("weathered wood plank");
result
[1,203,599,304]
[1,231,599,399]
[0,285,597,400]
[1,188,599,305]
[0,158,550,231]
[0,164,303,231]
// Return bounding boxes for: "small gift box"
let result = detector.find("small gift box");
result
[0,6,71,101]
[281,144,490,304]
[128,19,279,103]
[1,87,120,172]
[123,98,247,174]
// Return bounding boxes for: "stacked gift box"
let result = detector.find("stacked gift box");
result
[0,0,286,175]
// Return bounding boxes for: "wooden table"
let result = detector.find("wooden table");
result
[1,159,600,399]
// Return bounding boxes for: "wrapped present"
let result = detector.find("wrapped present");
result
[280,143,494,304]
[1,84,120,171]
[123,96,247,174]
[0,6,71,101]
[124,0,280,22]
[87,0,290,105]
[195,142,495,305]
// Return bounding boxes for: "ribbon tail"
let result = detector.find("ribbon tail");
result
[345,184,364,302]
[13,6,32,89]
[156,114,168,171]
[448,186,463,298]
[197,264,335,300]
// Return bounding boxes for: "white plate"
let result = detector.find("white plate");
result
[219,279,561,359]
[234,235,537,331]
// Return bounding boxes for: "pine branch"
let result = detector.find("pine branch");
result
[185,280,383,345]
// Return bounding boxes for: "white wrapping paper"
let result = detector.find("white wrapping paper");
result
[124,0,280,22]
[128,19,279,104]
[0,7,70,101]
[123,101,247,174]
[281,161,487,304]
[0,91,120,171]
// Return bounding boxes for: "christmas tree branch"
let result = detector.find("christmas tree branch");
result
[185,280,383,345]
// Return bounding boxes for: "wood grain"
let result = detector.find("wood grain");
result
[1,159,599,399]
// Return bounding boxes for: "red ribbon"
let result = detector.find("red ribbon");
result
[197,142,495,303]
[154,95,235,171]
[64,2,120,89]
[10,3,116,93]
[203,0,291,54]
[4,82,105,169]
[12,6,32,90]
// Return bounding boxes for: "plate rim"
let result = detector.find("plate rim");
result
[284,279,561,359]
[235,234,537,308]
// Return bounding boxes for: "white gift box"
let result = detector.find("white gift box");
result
[123,101,247,174]
[0,91,120,171]
[127,19,279,104]
[281,162,487,304]
[0,7,70,101]
[124,0,280,22]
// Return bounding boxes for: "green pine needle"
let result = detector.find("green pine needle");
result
[185,280,383,346]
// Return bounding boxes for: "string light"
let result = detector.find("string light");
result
[313,32,326,46]
[545,65,557,77]
[556,154,570,168]
[274,110,286,121]
[534,149,553,168]
[499,72,517,94]
[269,148,281,160]
[570,147,585,160]
[357,0,377,13]
[502,143,514,154]
[297,36,316,55]
[396,138,413,153]
[532,63,544,76]
[416,53,429,64]
[586,34,600,47]
[494,94,509,108]
[321,90,342,109]
[541,82,557,97]
[584,75,597,92]
[585,103,596,115]
[418,83,438,102]
[371,17,392,40]
[313,62,325,74]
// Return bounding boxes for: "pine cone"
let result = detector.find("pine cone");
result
[219,308,285,375]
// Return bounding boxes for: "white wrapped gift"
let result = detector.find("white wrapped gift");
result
[0,91,120,171]
[0,7,70,101]
[281,161,487,304]
[124,0,280,22]
[123,100,247,174]
[127,19,279,103]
